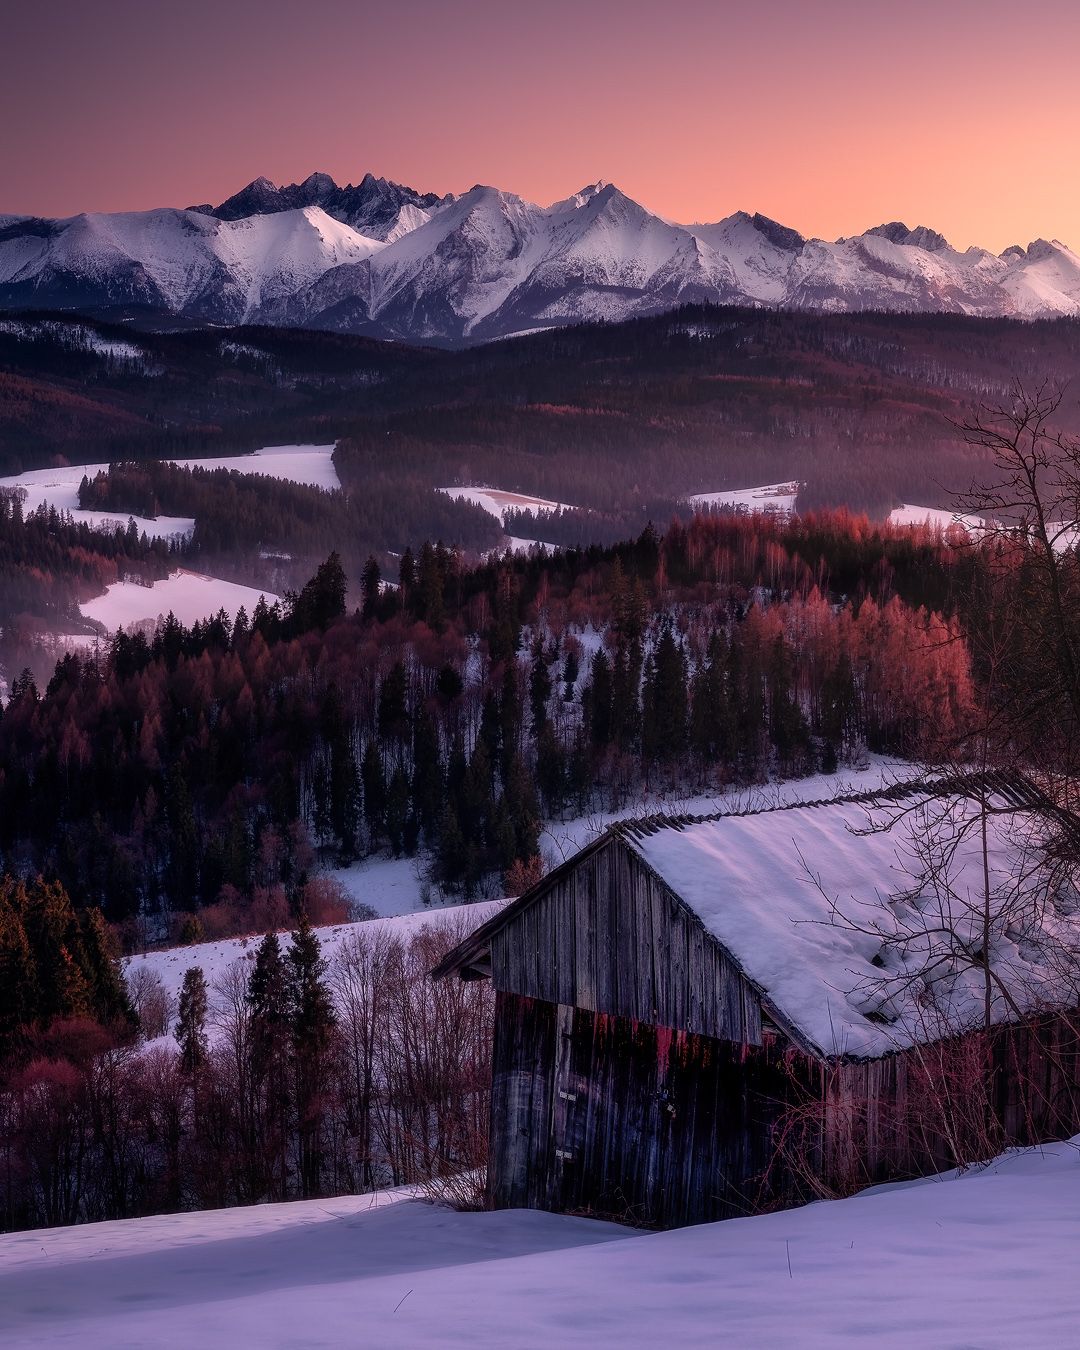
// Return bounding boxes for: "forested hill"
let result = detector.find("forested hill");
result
[0,513,977,939]
[5,307,1080,514]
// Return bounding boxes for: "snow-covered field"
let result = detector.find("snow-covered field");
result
[888,503,986,533]
[0,460,195,541]
[167,443,340,491]
[2,1136,1076,1348]
[687,481,800,516]
[497,534,557,555]
[438,485,571,522]
[125,900,506,1013]
[79,569,278,632]
[0,442,340,538]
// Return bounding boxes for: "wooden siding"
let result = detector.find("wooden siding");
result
[488,990,791,1227]
[489,837,763,1046]
[488,993,1080,1229]
[816,1012,1080,1188]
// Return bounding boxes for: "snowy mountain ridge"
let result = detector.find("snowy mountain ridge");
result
[4,172,1080,340]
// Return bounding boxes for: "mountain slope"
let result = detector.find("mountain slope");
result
[4,173,1080,339]
[0,206,384,322]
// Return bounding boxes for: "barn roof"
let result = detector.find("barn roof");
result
[434,775,1080,1060]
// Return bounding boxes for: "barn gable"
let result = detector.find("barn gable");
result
[485,834,765,1046]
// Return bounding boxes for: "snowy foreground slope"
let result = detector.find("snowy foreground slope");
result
[1,1138,1077,1348]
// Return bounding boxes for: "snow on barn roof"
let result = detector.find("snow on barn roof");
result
[434,775,1080,1060]
[622,777,1080,1058]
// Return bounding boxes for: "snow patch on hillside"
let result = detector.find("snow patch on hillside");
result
[0,443,339,543]
[79,569,277,632]
[687,481,800,517]
[125,900,507,1013]
[168,442,341,491]
[889,503,987,533]
[438,485,571,522]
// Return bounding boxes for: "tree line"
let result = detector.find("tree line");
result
[1,900,490,1232]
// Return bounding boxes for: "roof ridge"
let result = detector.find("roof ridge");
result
[612,769,1046,842]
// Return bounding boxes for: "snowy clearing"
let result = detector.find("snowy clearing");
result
[79,569,278,632]
[0,460,195,540]
[0,443,339,539]
[493,535,557,556]
[687,481,800,516]
[889,503,986,533]
[125,900,507,1013]
[2,1136,1076,1348]
[438,485,572,522]
[167,443,340,491]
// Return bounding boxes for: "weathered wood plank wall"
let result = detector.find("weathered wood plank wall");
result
[488,990,792,1227]
[489,838,763,1046]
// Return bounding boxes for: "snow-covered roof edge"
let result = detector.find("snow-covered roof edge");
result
[433,772,1078,1059]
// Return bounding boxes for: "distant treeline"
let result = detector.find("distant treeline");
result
[79,460,500,584]
[6,307,1080,516]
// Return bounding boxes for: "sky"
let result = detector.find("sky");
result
[3,0,1079,252]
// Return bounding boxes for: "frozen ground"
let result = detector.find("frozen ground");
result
[888,503,986,533]
[0,460,195,541]
[79,569,278,632]
[125,900,506,1016]
[0,443,339,539]
[167,443,340,491]
[687,481,800,517]
[438,485,572,522]
[1,1136,1076,1348]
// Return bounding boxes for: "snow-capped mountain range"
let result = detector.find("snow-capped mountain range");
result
[3,172,1080,342]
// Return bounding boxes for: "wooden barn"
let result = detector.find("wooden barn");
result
[434,778,1080,1228]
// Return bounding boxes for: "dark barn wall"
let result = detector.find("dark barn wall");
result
[488,990,794,1228]
[489,838,763,1046]
[815,1012,1080,1191]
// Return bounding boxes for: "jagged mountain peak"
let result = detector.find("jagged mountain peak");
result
[299,171,336,194]
[749,213,806,252]
[865,221,951,252]
[4,177,1080,339]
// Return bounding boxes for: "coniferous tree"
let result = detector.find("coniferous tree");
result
[361,743,387,846]
[410,710,444,842]
[360,555,381,620]
[175,967,209,1075]
[287,913,335,1197]
[0,888,37,1060]
[248,932,291,1197]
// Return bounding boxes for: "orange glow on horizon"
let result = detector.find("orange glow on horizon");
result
[4,0,1080,254]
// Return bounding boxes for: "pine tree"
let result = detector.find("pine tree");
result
[361,742,387,845]
[287,913,335,1197]
[77,907,136,1031]
[175,966,209,1075]
[529,635,552,734]
[410,709,444,841]
[247,932,291,1198]
[360,555,381,620]
[289,552,347,633]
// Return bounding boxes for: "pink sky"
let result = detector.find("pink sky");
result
[3,0,1079,253]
